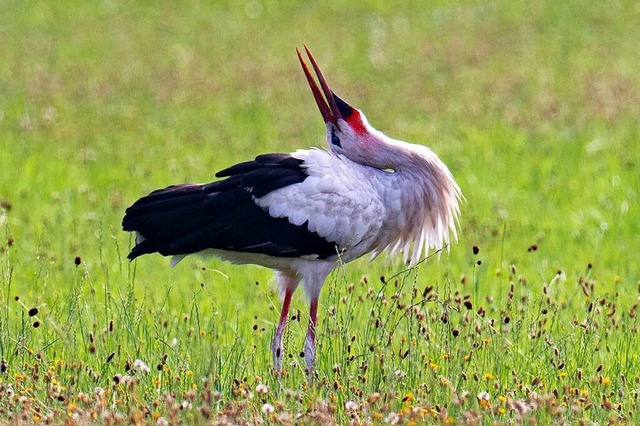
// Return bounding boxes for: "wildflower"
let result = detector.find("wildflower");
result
[133,359,151,374]
[429,361,438,370]
[600,377,611,386]
[345,400,358,411]
[67,402,78,415]
[483,373,494,381]
[477,391,490,408]
[439,377,451,387]
[402,393,414,403]
[256,384,269,394]
[385,412,400,424]
[394,369,406,380]
[513,400,529,414]
[261,403,275,414]
[368,392,381,404]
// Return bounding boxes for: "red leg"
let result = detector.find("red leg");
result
[271,286,294,374]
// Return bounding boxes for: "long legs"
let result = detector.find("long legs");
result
[271,272,299,374]
[299,262,333,376]
[271,263,333,377]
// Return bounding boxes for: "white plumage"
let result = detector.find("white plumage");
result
[122,46,462,377]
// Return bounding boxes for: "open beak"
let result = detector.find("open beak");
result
[296,45,355,125]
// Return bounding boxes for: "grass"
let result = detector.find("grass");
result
[1,0,639,423]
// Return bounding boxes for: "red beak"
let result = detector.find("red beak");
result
[297,45,355,126]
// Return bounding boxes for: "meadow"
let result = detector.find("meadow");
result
[1,0,639,423]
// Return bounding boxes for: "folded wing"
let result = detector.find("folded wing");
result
[122,154,338,260]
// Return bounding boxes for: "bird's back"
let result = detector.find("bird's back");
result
[122,153,339,262]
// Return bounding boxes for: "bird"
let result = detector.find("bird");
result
[122,46,462,376]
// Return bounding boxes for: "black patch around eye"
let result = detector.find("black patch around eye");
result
[331,131,341,147]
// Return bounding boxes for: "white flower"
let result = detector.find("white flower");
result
[394,369,406,379]
[133,359,150,374]
[345,400,358,411]
[477,390,490,401]
[385,412,400,424]
[477,390,491,407]
[256,383,269,394]
[261,403,275,414]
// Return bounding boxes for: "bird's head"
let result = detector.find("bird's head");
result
[297,46,390,168]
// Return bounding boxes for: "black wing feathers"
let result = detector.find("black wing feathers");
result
[123,153,336,261]
[212,154,308,197]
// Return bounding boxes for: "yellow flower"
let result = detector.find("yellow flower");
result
[483,373,494,381]
[477,391,491,408]
[429,362,438,370]
[67,402,78,416]
[558,371,567,378]
[600,377,611,386]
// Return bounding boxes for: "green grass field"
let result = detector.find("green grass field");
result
[1,0,639,423]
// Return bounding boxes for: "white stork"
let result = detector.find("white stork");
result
[122,46,462,375]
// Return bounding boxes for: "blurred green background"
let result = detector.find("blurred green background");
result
[0,0,639,419]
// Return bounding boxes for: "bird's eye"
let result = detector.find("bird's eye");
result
[331,131,341,147]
